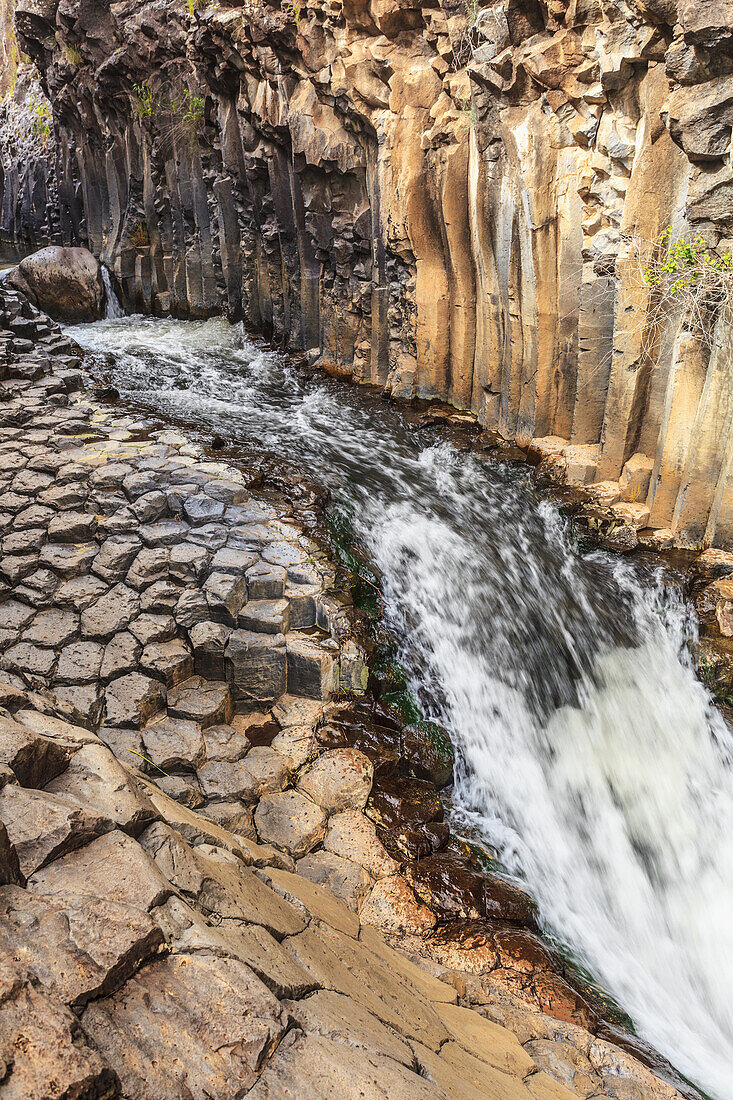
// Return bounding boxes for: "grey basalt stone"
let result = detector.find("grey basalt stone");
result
[225,629,287,705]
[105,672,166,728]
[204,570,249,625]
[167,675,232,728]
[81,583,140,640]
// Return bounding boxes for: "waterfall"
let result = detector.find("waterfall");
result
[65,314,733,1100]
[101,265,125,319]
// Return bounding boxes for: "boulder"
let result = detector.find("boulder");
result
[8,247,104,322]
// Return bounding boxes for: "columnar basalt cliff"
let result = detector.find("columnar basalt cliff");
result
[6,0,733,545]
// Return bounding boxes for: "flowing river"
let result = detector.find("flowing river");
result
[67,314,733,1099]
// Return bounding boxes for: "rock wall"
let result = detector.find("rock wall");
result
[7,0,733,545]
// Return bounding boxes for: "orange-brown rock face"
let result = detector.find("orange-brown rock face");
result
[7,0,733,545]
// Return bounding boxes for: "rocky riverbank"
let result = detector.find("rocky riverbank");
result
[0,279,698,1098]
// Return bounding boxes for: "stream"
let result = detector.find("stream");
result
[67,314,733,1100]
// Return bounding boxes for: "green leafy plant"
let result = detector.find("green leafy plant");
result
[283,0,303,30]
[128,749,170,777]
[132,82,156,121]
[31,101,51,142]
[62,43,82,65]
[177,88,205,128]
[626,226,733,352]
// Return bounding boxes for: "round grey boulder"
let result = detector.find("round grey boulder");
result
[9,246,104,322]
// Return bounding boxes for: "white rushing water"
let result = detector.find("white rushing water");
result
[67,315,733,1098]
[100,265,125,319]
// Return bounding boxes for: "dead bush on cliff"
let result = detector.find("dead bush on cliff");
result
[607,229,733,363]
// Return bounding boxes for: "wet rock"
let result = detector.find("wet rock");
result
[255,789,328,856]
[367,771,443,831]
[401,723,455,788]
[530,971,598,1031]
[382,821,450,862]
[105,672,166,727]
[8,246,104,322]
[404,853,538,928]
